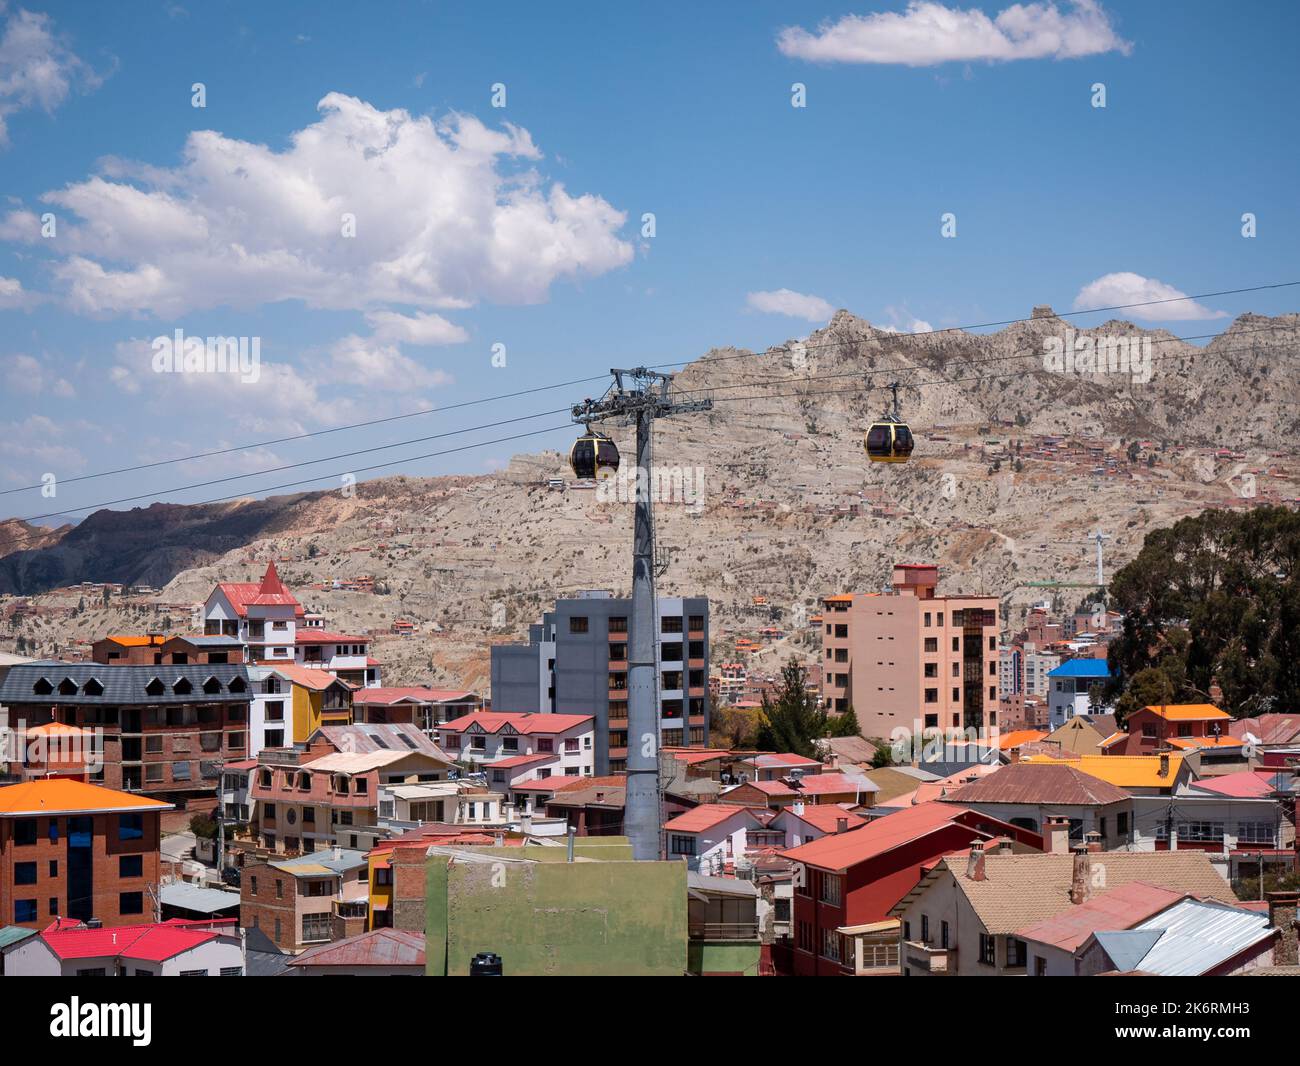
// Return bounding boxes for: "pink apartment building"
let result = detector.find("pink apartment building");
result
[821,565,1000,742]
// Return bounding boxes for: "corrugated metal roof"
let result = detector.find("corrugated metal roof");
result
[288,928,424,968]
[159,883,242,914]
[941,762,1129,806]
[1126,898,1274,976]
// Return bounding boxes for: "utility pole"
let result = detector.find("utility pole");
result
[1090,530,1110,590]
[214,756,225,884]
[573,368,712,861]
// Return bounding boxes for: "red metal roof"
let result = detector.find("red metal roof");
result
[40,918,236,962]
[780,801,1004,872]
[352,687,476,705]
[287,928,425,968]
[664,803,763,834]
[1016,881,1186,951]
[441,711,593,735]
[487,753,556,769]
[216,562,303,617]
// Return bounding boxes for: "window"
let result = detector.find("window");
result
[178,969,207,977]
[924,663,937,678]
[119,855,143,878]
[688,615,704,630]
[1179,821,1224,843]
[669,834,697,856]
[820,927,841,962]
[564,738,580,753]
[1117,811,1130,836]
[924,688,938,704]
[661,616,683,633]
[14,819,37,847]
[819,873,843,907]
[119,814,143,841]
[119,892,144,916]
[537,738,553,753]
[921,914,930,943]
[1006,938,1027,967]
[609,616,628,633]
[219,966,242,977]
[978,933,996,966]
[569,616,589,634]
[1238,822,1276,845]
[14,899,38,923]
[14,862,37,886]
[941,921,949,949]
[48,860,58,878]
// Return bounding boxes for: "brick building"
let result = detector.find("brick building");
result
[0,663,251,827]
[0,779,170,930]
[240,847,368,953]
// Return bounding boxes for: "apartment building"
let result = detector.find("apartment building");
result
[491,592,709,773]
[0,779,170,930]
[91,634,245,666]
[0,663,251,817]
[351,687,481,739]
[1046,659,1114,729]
[821,565,1000,741]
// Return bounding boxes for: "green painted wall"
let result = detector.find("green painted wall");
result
[687,940,761,976]
[426,855,686,976]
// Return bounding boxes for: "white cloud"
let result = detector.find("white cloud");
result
[879,318,934,335]
[1073,272,1228,321]
[777,0,1131,67]
[364,309,469,346]
[323,333,454,391]
[746,288,835,322]
[2,93,633,317]
[0,273,27,307]
[0,6,102,145]
[3,352,74,397]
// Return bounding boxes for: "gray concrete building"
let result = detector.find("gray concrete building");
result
[491,591,710,774]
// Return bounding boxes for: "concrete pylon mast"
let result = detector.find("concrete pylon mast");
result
[573,368,712,861]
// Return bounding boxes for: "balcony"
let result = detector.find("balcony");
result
[688,921,759,941]
[902,940,954,974]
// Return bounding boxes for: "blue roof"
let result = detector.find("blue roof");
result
[1048,659,1112,679]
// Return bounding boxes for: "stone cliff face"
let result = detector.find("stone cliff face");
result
[4,311,1298,689]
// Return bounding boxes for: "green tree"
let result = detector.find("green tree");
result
[828,705,861,737]
[870,741,895,769]
[1106,506,1300,717]
[754,659,827,758]
[1113,667,1175,729]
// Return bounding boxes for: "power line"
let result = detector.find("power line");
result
[1,306,1296,543]
[0,373,609,497]
[5,278,1293,498]
[12,423,574,526]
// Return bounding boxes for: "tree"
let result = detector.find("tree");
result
[754,659,827,758]
[870,741,895,768]
[1106,506,1300,717]
[1113,667,1174,729]
[827,705,861,737]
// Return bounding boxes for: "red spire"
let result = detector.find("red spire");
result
[259,561,283,594]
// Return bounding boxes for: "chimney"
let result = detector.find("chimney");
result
[1084,829,1103,854]
[1043,817,1070,855]
[836,817,849,835]
[1158,753,1170,778]
[989,835,1013,855]
[1267,891,1300,966]
[966,840,986,882]
[332,845,341,861]
[792,800,805,817]
[1070,843,1092,905]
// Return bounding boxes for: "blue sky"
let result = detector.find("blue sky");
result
[1,0,1297,525]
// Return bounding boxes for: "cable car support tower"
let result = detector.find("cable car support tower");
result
[572,368,713,861]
